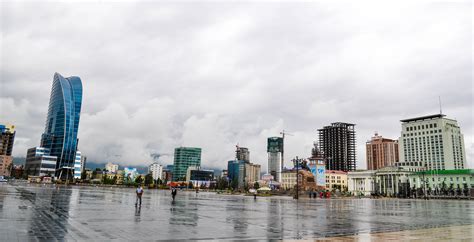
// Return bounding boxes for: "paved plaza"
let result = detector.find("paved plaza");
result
[0,183,473,241]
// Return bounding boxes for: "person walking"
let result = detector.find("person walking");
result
[171,187,177,201]
[135,185,144,207]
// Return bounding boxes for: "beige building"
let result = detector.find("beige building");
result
[281,170,297,190]
[325,170,348,191]
[366,133,399,170]
[245,163,261,185]
[399,114,466,170]
[105,162,119,173]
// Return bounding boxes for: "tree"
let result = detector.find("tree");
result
[231,178,239,190]
[135,175,143,185]
[254,182,260,190]
[112,175,117,185]
[145,174,153,186]
[81,171,87,180]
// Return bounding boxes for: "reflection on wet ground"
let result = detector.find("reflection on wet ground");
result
[0,183,473,240]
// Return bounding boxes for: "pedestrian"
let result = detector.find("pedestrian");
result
[135,185,144,207]
[253,191,257,200]
[171,187,177,201]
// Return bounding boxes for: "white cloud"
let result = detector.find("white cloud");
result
[1,1,472,170]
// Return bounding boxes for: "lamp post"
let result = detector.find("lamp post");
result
[292,156,301,200]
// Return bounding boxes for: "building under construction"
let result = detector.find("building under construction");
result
[318,122,356,172]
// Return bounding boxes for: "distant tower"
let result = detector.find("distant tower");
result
[235,145,250,163]
[366,132,399,170]
[40,73,83,179]
[267,137,283,182]
[318,122,356,171]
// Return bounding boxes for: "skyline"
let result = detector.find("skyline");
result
[1,1,472,171]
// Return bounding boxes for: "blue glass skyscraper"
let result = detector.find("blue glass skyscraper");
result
[40,73,82,178]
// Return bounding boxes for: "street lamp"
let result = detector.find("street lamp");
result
[292,156,302,200]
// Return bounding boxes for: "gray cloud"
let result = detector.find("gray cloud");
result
[1,1,472,171]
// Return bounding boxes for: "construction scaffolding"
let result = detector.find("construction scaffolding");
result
[318,122,356,172]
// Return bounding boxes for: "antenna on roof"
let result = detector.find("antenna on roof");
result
[438,96,443,114]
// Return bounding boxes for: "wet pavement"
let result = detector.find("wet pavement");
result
[0,183,473,241]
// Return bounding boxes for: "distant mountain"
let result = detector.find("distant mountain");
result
[13,157,26,165]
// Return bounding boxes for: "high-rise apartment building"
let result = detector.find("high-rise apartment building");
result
[244,163,261,185]
[148,162,163,181]
[31,73,83,179]
[318,122,356,172]
[267,137,283,182]
[172,147,201,181]
[0,124,15,176]
[236,146,250,163]
[398,114,466,170]
[366,133,399,170]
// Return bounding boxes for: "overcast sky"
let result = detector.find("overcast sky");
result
[1,1,472,171]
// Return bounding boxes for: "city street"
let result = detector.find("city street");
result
[0,183,473,240]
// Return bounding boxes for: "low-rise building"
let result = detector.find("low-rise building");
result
[408,169,474,191]
[347,170,377,196]
[325,170,348,191]
[24,147,57,177]
[281,169,296,190]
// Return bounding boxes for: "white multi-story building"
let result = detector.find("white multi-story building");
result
[105,162,119,173]
[74,151,82,179]
[398,114,466,171]
[148,162,163,181]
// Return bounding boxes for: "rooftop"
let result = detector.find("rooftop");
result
[400,114,445,123]
[415,169,474,175]
[326,170,348,175]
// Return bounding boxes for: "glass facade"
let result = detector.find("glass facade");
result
[172,147,201,181]
[40,73,82,178]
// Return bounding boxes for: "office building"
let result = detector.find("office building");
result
[186,166,214,182]
[24,147,58,177]
[366,133,399,170]
[318,122,356,171]
[34,73,83,179]
[73,151,82,179]
[228,160,246,188]
[172,147,201,181]
[0,124,15,176]
[236,146,250,163]
[105,162,119,173]
[267,137,283,182]
[398,114,466,170]
[149,162,163,181]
